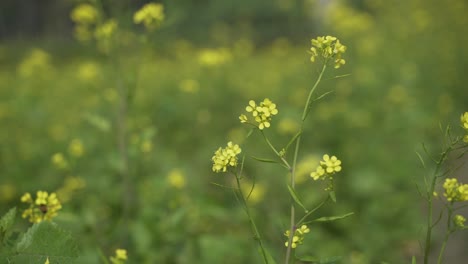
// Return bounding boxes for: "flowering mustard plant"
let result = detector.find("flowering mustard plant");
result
[309,36,346,69]
[239,98,279,130]
[211,141,242,173]
[133,3,164,31]
[20,191,62,223]
[284,225,310,248]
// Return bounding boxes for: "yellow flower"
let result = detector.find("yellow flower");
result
[133,3,164,31]
[20,191,62,223]
[94,19,118,40]
[70,4,99,25]
[212,141,242,173]
[167,169,186,189]
[310,36,347,68]
[51,152,68,169]
[443,178,468,202]
[241,98,279,130]
[310,154,342,180]
[454,214,466,228]
[68,139,84,157]
[461,112,468,129]
[284,225,310,248]
[110,248,128,264]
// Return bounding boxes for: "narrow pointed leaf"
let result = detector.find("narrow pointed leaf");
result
[251,156,280,164]
[313,212,354,222]
[287,185,308,213]
[329,191,337,203]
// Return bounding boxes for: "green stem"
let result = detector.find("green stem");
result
[235,175,269,264]
[285,63,327,264]
[261,131,291,170]
[423,142,457,264]
[437,206,454,264]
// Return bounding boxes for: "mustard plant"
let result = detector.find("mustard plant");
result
[211,36,352,264]
[416,112,468,264]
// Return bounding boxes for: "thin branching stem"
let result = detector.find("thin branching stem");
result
[285,63,327,264]
[234,173,270,264]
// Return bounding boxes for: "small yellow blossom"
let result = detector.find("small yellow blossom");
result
[68,139,84,157]
[110,249,128,264]
[310,36,347,68]
[45,257,50,264]
[70,4,99,25]
[310,154,342,180]
[51,152,68,169]
[133,3,164,31]
[240,98,279,130]
[212,141,242,173]
[284,225,310,248]
[454,214,466,228]
[461,112,468,130]
[167,169,186,189]
[94,19,118,40]
[21,191,62,223]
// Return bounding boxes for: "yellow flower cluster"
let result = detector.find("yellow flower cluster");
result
[461,112,468,143]
[239,99,279,130]
[454,214,466,228]
[309,36,347,69]
[284,225,310,248]
[110,249,128,264]
[21,191,62,223]
[212,141,242,173]
[70,4,100,42]
[310,154,342,180]
[70,4,98,25]
[133,3,164,31]
[443,178,468,202]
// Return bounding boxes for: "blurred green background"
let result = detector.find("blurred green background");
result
[1,0,468,263]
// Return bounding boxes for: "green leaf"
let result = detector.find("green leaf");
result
[298,255,342,263]
[0,208,16,236]
[329,191,337,203]
[312,212,354,222]
[251,156,281,164]
[415,151,426,168]
[246,128,255,139]
[259,247,278,264]
[287,185,308,213]
[11,221,79,263]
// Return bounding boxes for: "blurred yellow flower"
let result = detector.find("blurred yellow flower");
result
[133,3,164,31]
[17,49,53,78]
[70,4,99,25]
[51,152,68,169]
[197,48,232,66]
[68,139,85,157]
[179,79,199,93]
[140,140,153,153]
[77,61,100,82]
[167,169,186,189]
[57,176,87,203]
[110,248,128,264]
[0,183,16,202]
[240,181,265,204]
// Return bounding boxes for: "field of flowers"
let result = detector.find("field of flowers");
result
[1,0,468,263]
